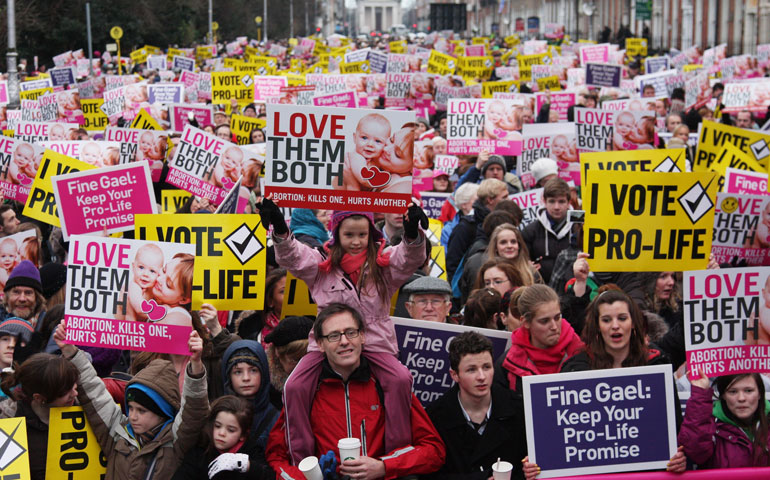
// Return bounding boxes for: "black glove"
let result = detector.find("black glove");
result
[403,203,428,240]
[255,198,288,235]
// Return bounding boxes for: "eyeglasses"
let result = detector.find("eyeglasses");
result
[410,299,448,307]
[321,328,361,343]
[485,279,510,287]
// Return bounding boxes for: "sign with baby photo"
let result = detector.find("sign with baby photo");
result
[168,104,214,133]
[0,230,39,291]
[135,214,267,310]
[39,141,122,169]
[446,99,524,156]
[105,127,168,181]
[684,267,770,377]
[23,149,95,227]
[509,188,543,227]
[518,123,577,188]
[264,104,415,213]
[167,124,255,208]
[64,235,196,355]
[584,170,718,272]
[711,193,770,266]
[575,108,656,153]
[52,163,156,240]
[0,137,45,203]
[15,121,79,144]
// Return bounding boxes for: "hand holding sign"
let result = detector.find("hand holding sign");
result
[666,446,686,473]
[403,203,429,241]
[199,303,222,337]
[256,196,288,235]
[521,456,540,480]
[54,321,77,359]
[189,330,204,375]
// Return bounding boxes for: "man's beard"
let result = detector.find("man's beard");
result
[8,304,34,320]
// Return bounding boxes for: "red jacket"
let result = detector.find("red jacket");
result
[266,361,446,479]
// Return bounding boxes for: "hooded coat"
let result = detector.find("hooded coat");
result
[221,340,279,450]
[72,350,209,480]
[521,207,572,284]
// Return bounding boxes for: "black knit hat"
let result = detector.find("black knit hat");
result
[225,348,261,378]
[264,316,313,347]
[40,263,67,299]
[125,387,171,420]
[4,260,42,293]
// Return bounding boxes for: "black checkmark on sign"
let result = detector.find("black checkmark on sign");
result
[685,176,715,213]
[232,223,259,255]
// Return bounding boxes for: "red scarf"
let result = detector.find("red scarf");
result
[219,438,245,454]
[317,241,392,284]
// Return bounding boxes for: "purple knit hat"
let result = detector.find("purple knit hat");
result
[4,260,42,293]
[328,211,384,246]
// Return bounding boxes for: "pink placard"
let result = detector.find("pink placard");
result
[65,316,193,355]
[312,90,357,108]
[724,167,769,195]
[52,162,157,239]
[549,468,770,480]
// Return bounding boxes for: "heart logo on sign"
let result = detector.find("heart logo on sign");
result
[222,177,235,190]
[360,166,391,187]
[141,299,168,322]
[17,173,32,186]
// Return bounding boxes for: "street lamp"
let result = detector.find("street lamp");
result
[6,0,19,108]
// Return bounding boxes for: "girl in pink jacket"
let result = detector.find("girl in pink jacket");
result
[257,199,429,464]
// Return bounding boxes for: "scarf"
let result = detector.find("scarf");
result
[224,438,246,454]
[260,311,281,350]
[317,241,392,284]
[503,320,583,388]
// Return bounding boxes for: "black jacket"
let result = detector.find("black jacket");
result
[425,384,526,480]
[172,435,275,480]
[447,201,490,281]
[521,209,572,284]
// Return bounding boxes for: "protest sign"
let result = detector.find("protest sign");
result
[130,108,163,130]
[264,104,415,213]
[230,114,267,145]
[81,99,108,131]
[723,167,768,195]
[46,407,106,480]
[535,92,575,122]
[696,120,770,171]
[523,365,676,478]
[536,75,562,91]
[580,149,686,186]
[169,103,213,132]
[254,76,288,101]
[645,56,670,73]
[39,140,122,168]
[579,44,610,66]
[384,73,413,107]
[147,83,184,104]
[517,53,551,82]
[173,55,196,72]
[626,38,648,57]
[636,69,677,98]
[481,80,519,98]
[313,90,357,108]
[0,137,44,203]
[510,188,544,227]
[393,317,510,405]
[584,170,718,271]
[519,123,576,188]
[0,417,30,479]
[722,81,770,113]
[23,150,94,227]
[427,50,457,75]
[447,99,523,156]
[427,241,447,280]
[421,192,450,219]
[52,163,156,239]
[15,121,78,144]
[50,67,77,87]
[456,56,495,81]
[685,72,711,111]
[211,72,254,106]
[280,272,318,319]
[135,214,267,310]
[707,143,765,192]
[64,235,196,354]
[104,128,166,182]
[161,189,191,213]
[20,98,41,122]
[585,63,622,88]
[575,108,656,153]
[433,154,459,176]
[147,54,167,71]
[711,193,770,266]
[684,267,770,376]
[166,125,252,205]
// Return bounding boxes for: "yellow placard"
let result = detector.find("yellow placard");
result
[211,72,255,106]
[481,79,519,98]
[135,214,267,310]
[283,72,306,86]
[130,108,162,130]
[427,50,457,75]
[0,417,30,479]
[161,190,192,213]
[23,151,95,227]
[696,120,770,172]
[625,38,648,57]
[339,60,370,74]
[584,170,718,271]
[390,40,407,53]
[536,75,562,91]
[2,130,13,138]
[196,45,216,60]
[683,64,702,72]
[472,37,489,45]
[19,87,53,101]
[457,56,495,81]
[281,271,317,319]
[504,35,520,46]
[580,149,688,186]
[230,114,267,145]
[80,99,108,131]
[130,47,149,64]
[46,406,106,480]
[167,47,186,62]
[708,143,765,191]
[516,53,550,82]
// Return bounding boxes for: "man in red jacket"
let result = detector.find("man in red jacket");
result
[266,303,446,479]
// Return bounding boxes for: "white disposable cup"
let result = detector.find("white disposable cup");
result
[492,461,513,480]
[337,437,361,462]
[298,456,323,480]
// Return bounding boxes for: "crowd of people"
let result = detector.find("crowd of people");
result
[0,24,768,480]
